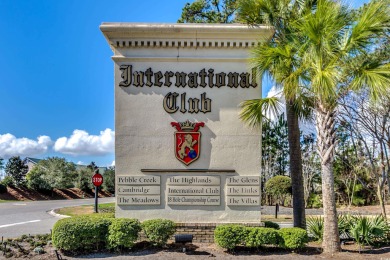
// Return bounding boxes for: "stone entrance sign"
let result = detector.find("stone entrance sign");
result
[101,23,272,223]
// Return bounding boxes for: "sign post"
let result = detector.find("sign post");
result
[92,170,103,213]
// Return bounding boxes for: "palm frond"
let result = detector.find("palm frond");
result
[344,0,390,53]
[350,60,390,101]
[240,96,283,128]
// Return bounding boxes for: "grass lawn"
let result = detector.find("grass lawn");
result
[56,202,115,216]
[262,214,294,222]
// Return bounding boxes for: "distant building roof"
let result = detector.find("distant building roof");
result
[76,165,107,174]
[25,157,42,164]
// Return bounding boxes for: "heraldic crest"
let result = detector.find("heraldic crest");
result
[171,120,204,165]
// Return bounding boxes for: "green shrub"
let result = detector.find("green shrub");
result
[306,216,324,241]
[338,214,352,239]
[108,218,141,250]
[142,219,176,246]
[245,227,280,247]
[52,216,113,252]
[0,183,7,193]
[102,167,115,193]
[264,221,280,230]
[214,224,246,250]
[307,194,322,208]
[1,176,14,187]
[278,228,308,249]
[350,215,390,246]
[26,169,52,192]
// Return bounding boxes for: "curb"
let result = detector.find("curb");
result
[48,209,71,218]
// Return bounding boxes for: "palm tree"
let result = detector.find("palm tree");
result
[293,0,390,253]
[238,0,316,229]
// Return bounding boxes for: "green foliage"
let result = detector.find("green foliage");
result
[0,183,7,193]
[307,194,322,208]
[102,166,115,193]
[214,224,246,250]
[141,219,176,246]
[52,216,113,252]
[37,157,77,189]
[178,0,237,23]
[350,215,390,246]
[265,175,292,203]
[108,218,141,250]
[1,176,14,187]
[306,217,324,241]
[260,114,289,178]
[337,214,352,239]
[26,167,52,192]
[278,228,308,249]
[0,157,4,171]
[264,221,280,230]
[245,227,280,247]
[75,168,93,192]
[306,214,390,245]
[5,156,28,186]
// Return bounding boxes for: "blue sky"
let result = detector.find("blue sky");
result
[0,0,369,168]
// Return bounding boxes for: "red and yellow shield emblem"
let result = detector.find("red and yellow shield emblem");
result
[171,121,204,165]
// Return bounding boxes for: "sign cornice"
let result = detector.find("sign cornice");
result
[100,23,274,50]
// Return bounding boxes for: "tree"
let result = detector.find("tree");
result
[5,156,28,186]
[301,133,321,207]
[103,166,115,193]
[238,0,315,229]
[265,175,292,206]
[87,161,98,171]
[292,0,390,252]
[26,167,52,192]
[0,157,4,171]
[75,168,93,192]
[178,0,237,23]
[262,114,289,179]
[338,91,390,216]
[33,157,78,189]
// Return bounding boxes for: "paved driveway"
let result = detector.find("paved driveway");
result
[0,197,114,238]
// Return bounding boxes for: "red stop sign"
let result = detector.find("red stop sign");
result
[92,173,103,187]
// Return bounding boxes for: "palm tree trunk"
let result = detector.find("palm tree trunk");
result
[286,100,306,229]
[316,103,341,253]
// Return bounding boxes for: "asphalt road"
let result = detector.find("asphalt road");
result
[0,197,115,239]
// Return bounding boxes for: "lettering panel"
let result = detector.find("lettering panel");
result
[117,176,160,185]
[227,196,260,206]
[226,186,260,196]
[167,186,220,195]
[117,195,161,205]
[117,186,160,195]
[226,176,260,186]
[167,176,220,186]
[167,195,220,206]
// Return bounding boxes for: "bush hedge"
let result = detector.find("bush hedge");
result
[245,227,280,247]
[108,218,141,250]
[142,219,176,246]
[215,225,308,250]
[278,227,308,249]
[264,221,280,230]
[214,224,246,250]
[52,216,113,252]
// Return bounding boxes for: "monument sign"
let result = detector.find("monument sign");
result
[101,23,272,223]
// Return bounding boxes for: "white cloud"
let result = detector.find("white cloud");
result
[0,134,52,159]
[54,128,114,156]
[111,160,115,167]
